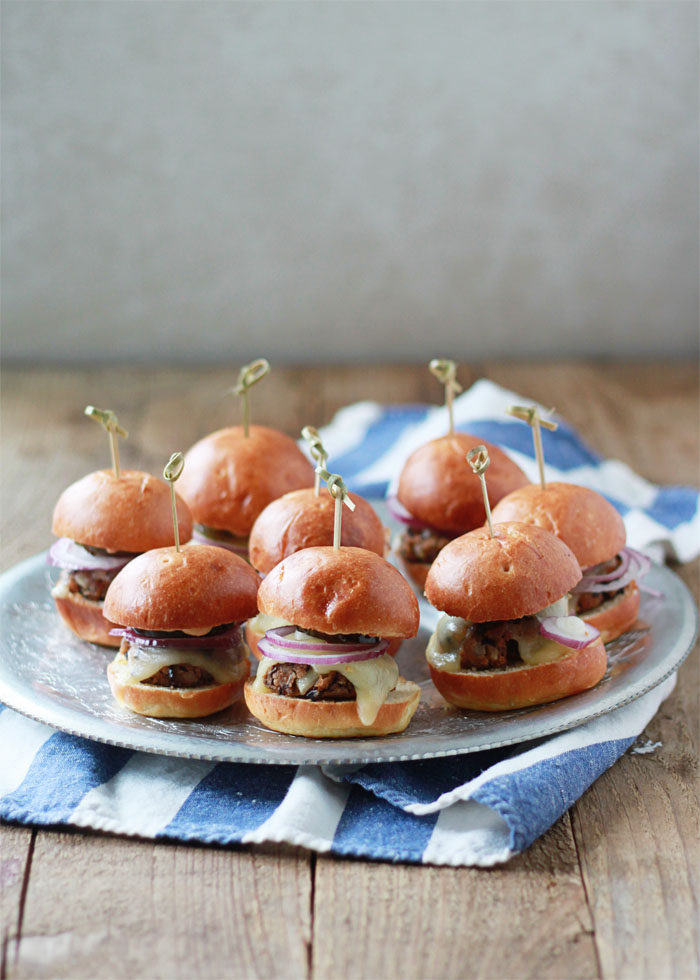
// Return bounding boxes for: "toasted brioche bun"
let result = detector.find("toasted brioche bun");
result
[249,487,386,574]
[177,425,314,537]
[425,523,582,622]
[490,481,627,569]
[104,544,260,630]
[244,620,403,661]
[397,433,528,534]
[108,652,249,718]
[244,675,420,737]
[52,469,192,553]
[579,582,640,643]
[258,546,419,638]
[428,637,607,711]
[51,572,120,647]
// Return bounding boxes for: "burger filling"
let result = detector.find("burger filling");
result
[253,627,399,726]
[397,526,455,565]
[115,624,249,689]
[192,524,250,560]
[51,546,137,603]
[571,557,627,615]
[427,598,589,673]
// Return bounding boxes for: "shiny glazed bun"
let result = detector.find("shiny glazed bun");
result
[257,546,419,637]
[249,487,386,574]
[425,523,582,622]
[428,639,607,711]
[177,425,314,537]
[104,544,260,630]
[244,676,421,738]
[108,655,249,718]
[397,433,528,533]
[490,482,627,569]
[52,470,193,552]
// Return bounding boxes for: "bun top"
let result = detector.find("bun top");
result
[490,481,626,569]
[424,522,582,622]
[52,469,193,553]
[249,487,386,574]
[396,433,528,533]
[104,544,260,630]
[258,546,419,638]
[177,425,314,537]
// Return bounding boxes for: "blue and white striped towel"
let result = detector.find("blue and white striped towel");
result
[0,379,697,866]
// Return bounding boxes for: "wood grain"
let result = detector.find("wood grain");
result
[1,362,698,980]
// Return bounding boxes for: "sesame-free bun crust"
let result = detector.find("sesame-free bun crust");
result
[428,637,607,711]
[51,573,120,647]
[104,545,260,630]
[249,487,386,574]
[397,433,528,534]
[425,523,582,622]
[258,546,419,638]
[580,583,640,643]
[244,621,403,661]
[108,654,249,718]
[490,482,627,569]
[244,675,421,737]
[177,425,314,537]
[52,470,193,553]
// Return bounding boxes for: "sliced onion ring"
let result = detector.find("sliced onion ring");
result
[539,616,601,650]
[385,496,438,532]
[573,547,652,594]
[48,538,133,572]
[110,624,241,650]
[258,629,388,665]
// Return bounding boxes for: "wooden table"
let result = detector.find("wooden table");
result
[1,363,698,980]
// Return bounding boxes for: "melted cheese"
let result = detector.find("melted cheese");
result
[516,635,571,665]
[246,612,290,634]
[126,644,247,685]
[253,654,399,726]
[427,612,572,671]
[425,631,462,672]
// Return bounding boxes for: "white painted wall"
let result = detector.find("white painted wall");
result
[2,1,698,364]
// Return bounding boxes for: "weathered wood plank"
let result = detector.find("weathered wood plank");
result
[11,833,311,980]
[0,827,34,980]
[312,816,599,980]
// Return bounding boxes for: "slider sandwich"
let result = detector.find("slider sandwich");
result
[244,547,421,737]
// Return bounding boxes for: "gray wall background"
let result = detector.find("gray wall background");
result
[2,1,698,365]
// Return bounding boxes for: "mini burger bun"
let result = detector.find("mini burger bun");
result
[490,481,627,569]
[177,425,314,538]
[108,653,249,718]
[104,544,260,631]
[428,637,607,711]
[51,573,120,647]
[397,433,528,534]
[425,523,582,622]
[398,559,431,591]
[249,487,386,574]
[244,621,403,660]
[257,546,419,638]
[52,469,193,554]
[579,582,641,643]
[244,675,421,737]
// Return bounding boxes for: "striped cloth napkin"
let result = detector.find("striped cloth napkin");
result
[0,379,697,866]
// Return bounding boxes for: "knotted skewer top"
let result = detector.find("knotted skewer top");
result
[429,359,463,435]
[232,358,271,437]
[467,444,494,538]
[506,404,558,489]
[84,406,128,479]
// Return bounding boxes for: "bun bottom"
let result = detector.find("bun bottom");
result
[107,654,250,718]
[243,676,421,737]
[579,583,640,644]
[428,638,607,711]
[244,622,402,660]
[52,579,120,647]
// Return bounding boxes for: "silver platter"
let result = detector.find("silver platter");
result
[0,552,696,765]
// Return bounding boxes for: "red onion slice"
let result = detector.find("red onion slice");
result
[385,496,437,532]
[48,538,133,572]
[111,624,242,650]
[583,549,631,583]
[258,633,389,667]
[573,547,652,594]
[191,528,249,556]
[264,625,382,654]
[539,616,601,649]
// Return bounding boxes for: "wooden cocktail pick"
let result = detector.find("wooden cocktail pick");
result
[163,452,185,552]
[232,358,270,437]
[301,425,329,497]
[429,359,463,435]
[317,467,356,550]
[84,406,128,479]
[467,444,494,538]
[506,404,558,489]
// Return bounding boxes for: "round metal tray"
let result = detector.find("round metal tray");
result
[0,552,696,765]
